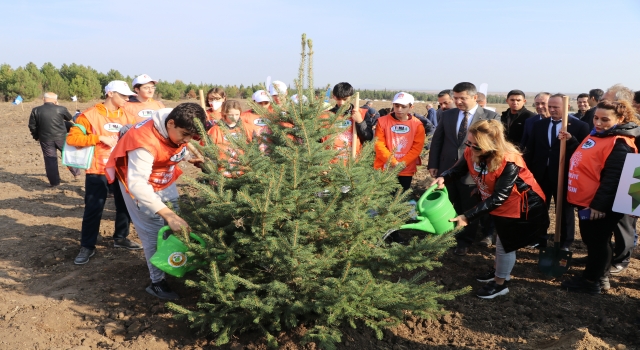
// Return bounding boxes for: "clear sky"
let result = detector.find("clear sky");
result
[1,0,639,94]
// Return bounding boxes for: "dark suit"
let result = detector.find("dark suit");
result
[428,105,500,248]
[500,107,536,145]
[580,107,596,131]
[520,114,544,149]
[523,116,589,248]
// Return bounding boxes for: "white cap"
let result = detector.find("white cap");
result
[132,74,158,86]
[268,80,287,96]
[393,92,414,106]
[252,90,270,103]
[104,81,137,96]
[291,94,308,104]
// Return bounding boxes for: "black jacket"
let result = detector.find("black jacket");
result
[28,102,74,141]
[586,122,640,212]
[580,106,596,131]
[501,107,536,145]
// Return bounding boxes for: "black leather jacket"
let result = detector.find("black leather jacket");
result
[28,102,74,142]
[440,158,545,221]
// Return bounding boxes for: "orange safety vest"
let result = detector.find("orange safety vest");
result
[241,109,270,136]
[374,114,424,176]
[567,135,637,207]
[465,147,545,218]
[123,99,165,122]
[83,105,137,175]
[207,120,257,177]
[206,109,222,122]
[105,118,188,193]
[329,108,368,160]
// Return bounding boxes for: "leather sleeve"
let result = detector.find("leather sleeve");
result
[28,109,38,140]
[590,139,633,212]
[463,162,519,221]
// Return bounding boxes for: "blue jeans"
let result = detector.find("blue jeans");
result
[80,174,130,250]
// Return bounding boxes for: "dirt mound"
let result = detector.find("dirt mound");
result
[534,328,622,350]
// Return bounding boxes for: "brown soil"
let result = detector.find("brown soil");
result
[1,100,639,350]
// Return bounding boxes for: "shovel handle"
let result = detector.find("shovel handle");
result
[554,96,570,243]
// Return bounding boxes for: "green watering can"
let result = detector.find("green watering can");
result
[150,226,206,278]
[400,184,457,235]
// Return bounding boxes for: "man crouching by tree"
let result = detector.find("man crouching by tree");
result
[106,103,206,300]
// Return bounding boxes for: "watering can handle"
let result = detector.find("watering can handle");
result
[157,226,206,248]
[158,225,172,241]
[417,184,448,211]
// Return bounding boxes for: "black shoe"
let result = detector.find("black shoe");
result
[476,269,496,283]
[561,276,601,295]
[74,247,95,265]
[572,256,588,266]
[476,280,509,299]
[478,236,492,247]
[114,238,143,250]
[146,280,179,300]
[453,246,468,256]
[610,264,627,275]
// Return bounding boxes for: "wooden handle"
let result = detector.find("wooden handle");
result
[199,89,206,109]
[554,95,570,243]
[351,92,360,159]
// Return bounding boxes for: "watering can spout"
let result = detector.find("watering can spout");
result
[400,217,436,233]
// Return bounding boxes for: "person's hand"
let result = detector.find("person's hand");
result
[429,177,446,190]
[589,207,606,220]
[99,136,117,148]
[450,214,469,228]
[188,157,204,167]
[557,130,572,141]
[158,209,190,233]
[351,107,364,123]
[428,168,438,178]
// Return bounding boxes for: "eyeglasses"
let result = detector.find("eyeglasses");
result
[140,86,156,91]
[464,141,482,151]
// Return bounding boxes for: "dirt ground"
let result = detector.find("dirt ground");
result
[1,99,639,350]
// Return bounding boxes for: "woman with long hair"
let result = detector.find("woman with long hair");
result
[431,119,549,299]
[562,100,639,294]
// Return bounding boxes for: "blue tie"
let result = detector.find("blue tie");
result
[551,120,561,147]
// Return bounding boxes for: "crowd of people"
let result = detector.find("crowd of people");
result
[26,76,640,301]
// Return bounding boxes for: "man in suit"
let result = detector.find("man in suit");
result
[523,94,589,250]
[580,88,604,130]
[436,89,455,125]
[428,82,500,255]
[501,89,536,145]
[520,92,551,149]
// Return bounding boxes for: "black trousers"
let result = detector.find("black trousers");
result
[446,180,482,248]
[580,211,625,281]
[398,176,413,192]
[612,215,637,266]
[80,174,131,250]
[40,140,81,186]
[541,172,575,249]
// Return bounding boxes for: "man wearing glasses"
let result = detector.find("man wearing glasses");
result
[428,82,500,256]
[124,74,165,122]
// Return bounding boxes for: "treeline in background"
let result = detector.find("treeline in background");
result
[0,62,508,103]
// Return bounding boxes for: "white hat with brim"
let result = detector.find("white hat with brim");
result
[392,92,414,106]
[269,81,288,96]
[132,74,158,86]
[105,80,137,96]
[252,90,270,103]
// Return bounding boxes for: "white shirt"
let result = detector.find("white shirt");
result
[456,104,479,135]
[547,118,562,146]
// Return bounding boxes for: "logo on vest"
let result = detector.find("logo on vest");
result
[473,162,489,175]
[337,120,352,128]
[138,109,154,118]
[104,123,123,133]
[170,147,187,162]
[581,139,596,149]
[134,118,151,129]
[391,125,410,134]
[254,118,267,126]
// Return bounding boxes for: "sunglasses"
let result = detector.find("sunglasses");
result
[464,141,482,151]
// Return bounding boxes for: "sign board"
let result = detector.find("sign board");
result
[612,153,640,215]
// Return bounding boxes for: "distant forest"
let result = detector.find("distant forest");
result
[0,62,508,103]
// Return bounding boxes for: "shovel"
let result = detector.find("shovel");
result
[539,96,573,276]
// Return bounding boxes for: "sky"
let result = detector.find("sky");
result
[1,0,639,94]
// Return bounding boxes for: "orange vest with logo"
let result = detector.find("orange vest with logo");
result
[207,109,222,122]
[84,106,137,175]
[465,148,545,218]
[567,135,637,207]
[106,118,188,193]
[374,115,424,175]
[207,121,256,177]
[241,109,270,136]
[328,107,368,161]
[124,99,165,122]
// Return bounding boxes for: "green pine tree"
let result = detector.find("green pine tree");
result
[168,34,468,350]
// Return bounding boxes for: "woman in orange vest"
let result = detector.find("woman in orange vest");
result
[205,87,226,128]
[562,100,639,294]
[123,74,165,122]
[208,100,258,177]
[374,92,425,192]
[431,120,549,299]
[66,81,140,265]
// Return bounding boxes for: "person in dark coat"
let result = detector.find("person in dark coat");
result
[432,120,549,299]
[580,88,604,131]
[28,92,82,186]
[501,89,536,144]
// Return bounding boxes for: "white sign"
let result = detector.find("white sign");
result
[612,153,640,215]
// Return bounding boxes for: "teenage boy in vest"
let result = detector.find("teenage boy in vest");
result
[106,103,206,300]
[124,74,165,122]
[66,81,141,265]
[327,82,374,159]
[374,92,426,192]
